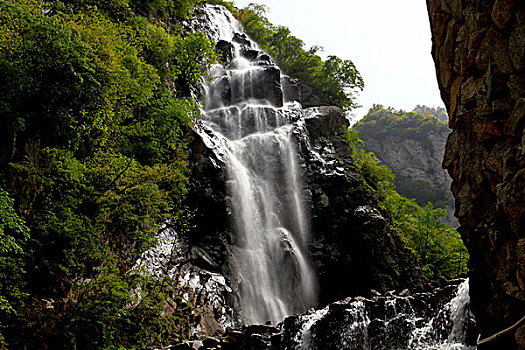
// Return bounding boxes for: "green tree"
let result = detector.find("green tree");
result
[0,187,29,347]
[0,0,214,347]
[236,3,272,45]
[172,31,217,95]
[318,56,364,110]
[235,3,363,111]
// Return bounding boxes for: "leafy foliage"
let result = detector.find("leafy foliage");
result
[342,128,469,280]
[0,0,215,347]
[235,4,364,111]
[0,187,30,348]
[355,104,448,144]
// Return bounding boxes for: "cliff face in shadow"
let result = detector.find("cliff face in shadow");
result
[426,0,525,348]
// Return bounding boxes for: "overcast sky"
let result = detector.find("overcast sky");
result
[232,0,445,121]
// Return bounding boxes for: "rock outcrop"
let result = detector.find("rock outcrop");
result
[182,89,423,332]
[426,0,525,348]
[298,107,422,304]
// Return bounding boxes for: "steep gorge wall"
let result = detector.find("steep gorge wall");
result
[426,0,525,348]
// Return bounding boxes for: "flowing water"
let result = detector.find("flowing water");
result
[288,279,476,350]
[198,5,317,325]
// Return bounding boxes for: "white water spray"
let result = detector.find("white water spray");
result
[199,5,317,325]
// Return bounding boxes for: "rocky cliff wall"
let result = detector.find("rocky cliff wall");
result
[426,0,525,348]
[173,4,423,332]
[297,107,423,304]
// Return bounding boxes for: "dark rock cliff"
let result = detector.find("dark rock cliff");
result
[176,4,423,331]
[297,106,422,304]
[112,5,434,340]
[426,0,525,348]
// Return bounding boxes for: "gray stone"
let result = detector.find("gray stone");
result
[191,340,203,349]
[510,10,525,71]
[303,106,348,139]
[232,33,251,46]
[505,98,525,136]
[280,76,300,103]
[231,66,283,107]
[240,48,259,61]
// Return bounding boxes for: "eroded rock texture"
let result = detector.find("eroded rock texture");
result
[426,0,525,348]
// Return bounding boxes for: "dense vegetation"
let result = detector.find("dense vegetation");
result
[235,4,364,111]
[343,125,468,280]
[0,0,218,347]
[355,104,449,144]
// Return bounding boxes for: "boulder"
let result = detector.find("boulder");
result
[232,33,251,46]
[281,76,301,103]
[231,66,283,107]
[303,106,349,139]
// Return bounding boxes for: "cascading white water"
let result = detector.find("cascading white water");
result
[408,279,475,350]
[288,279,476,350]
[199,5,318,325]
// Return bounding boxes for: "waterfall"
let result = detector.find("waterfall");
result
[198,5,318,325]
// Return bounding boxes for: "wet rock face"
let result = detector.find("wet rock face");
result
[426,0,525,347]
[296,107,423,304]
[184,102,423,330]
[178,3,422,335]
[185,125,232,273]
[183,89,423,333]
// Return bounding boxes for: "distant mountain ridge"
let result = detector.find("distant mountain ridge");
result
[353,105,457,226]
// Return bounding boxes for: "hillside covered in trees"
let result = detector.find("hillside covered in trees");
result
[343,124,467,280]
[0,0,217,347]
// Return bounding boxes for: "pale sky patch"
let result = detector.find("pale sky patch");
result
[233,0,445,121]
